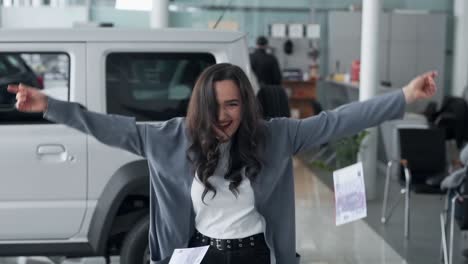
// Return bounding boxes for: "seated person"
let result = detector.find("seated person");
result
[441,145,468,190]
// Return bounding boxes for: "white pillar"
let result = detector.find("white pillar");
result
[150,0,169,28]
[84,0,91,23]
[359,0,381,200]
[452,0,468,96]
[31,0,42,7]
[3,0,13,7]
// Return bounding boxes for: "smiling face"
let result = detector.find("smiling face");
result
[213,80,242,142]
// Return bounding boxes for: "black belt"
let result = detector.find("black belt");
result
[192,230,267,251]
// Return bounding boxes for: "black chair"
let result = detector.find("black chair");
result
[440,165,468,264]
[381,127,447,238]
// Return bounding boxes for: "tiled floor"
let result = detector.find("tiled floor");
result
[293,158,406,264]
[0,158,460,264]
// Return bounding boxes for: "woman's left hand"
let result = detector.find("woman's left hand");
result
[402,71,437,103]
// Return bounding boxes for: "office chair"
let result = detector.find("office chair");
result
[381,127,447,239]
[440,144,468,264]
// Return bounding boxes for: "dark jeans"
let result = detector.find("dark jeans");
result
[187,234,271,264]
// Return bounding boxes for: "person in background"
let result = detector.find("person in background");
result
[441,145,468,190]
[256,84,291,119]
[250,36,282,86]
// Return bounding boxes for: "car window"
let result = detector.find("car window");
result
[0,54,26,76]
[106,52,216,121]
[0,52,70,124]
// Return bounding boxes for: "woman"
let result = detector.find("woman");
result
[7,63,437,264]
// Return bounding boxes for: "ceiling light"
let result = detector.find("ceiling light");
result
[115,0,152,11]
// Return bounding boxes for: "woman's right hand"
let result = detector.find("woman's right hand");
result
[7,83,48,113]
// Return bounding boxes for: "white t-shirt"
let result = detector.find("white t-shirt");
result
[191,141,265,239]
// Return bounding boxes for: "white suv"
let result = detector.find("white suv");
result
[0,28,255,264]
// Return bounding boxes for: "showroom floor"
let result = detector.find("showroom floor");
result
[0,158,463,264]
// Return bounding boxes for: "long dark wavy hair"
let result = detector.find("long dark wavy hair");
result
[186,63,265,203]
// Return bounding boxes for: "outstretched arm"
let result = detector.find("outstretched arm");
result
[7,83,148,157]
[285,71,437,154]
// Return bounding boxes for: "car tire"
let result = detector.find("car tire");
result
[120,215,150,264]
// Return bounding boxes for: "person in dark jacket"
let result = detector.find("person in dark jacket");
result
[250,36,282,85]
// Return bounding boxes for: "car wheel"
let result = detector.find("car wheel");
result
[120,215,150,264]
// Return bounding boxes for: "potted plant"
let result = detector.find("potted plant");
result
[311,130,369,171]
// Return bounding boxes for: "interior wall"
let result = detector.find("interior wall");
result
[0,6,88,28]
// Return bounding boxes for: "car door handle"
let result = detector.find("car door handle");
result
[37,144,66,155]
[36,144,70,163]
